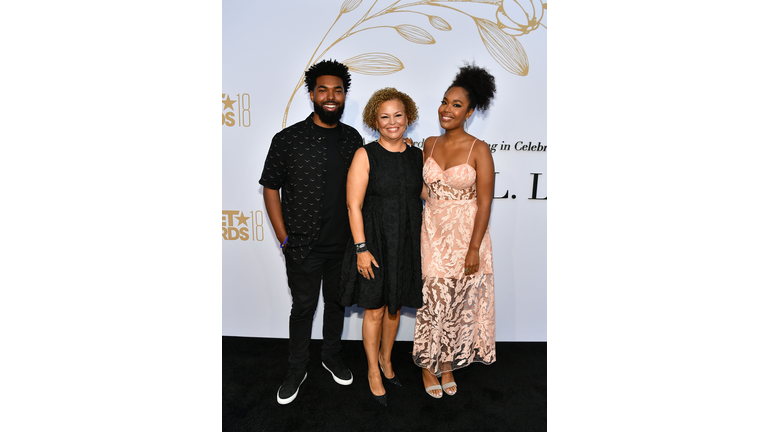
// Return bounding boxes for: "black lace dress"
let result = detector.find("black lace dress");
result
[339,141,424,314]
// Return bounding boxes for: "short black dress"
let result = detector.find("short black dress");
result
[339,141,424,314]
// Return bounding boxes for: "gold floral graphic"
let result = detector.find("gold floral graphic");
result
[344,53,404,75]
[282,0,546,128]
[497,0,546,36]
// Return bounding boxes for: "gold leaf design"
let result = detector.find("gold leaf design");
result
[496,0,544,36]
[394,24,436,45]
[340,0,362,14]
[474,18,529,76]
[428,15,452,31]
[342,53,404,76]
[282,0,546,127]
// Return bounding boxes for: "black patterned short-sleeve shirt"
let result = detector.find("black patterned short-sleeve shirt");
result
[259,113,363,264]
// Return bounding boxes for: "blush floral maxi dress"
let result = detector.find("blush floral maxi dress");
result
[412,138,496,377]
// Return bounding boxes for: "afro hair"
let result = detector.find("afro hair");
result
[447,62,497,112]
[305,59,352,93]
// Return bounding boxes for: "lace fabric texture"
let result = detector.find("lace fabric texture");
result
[413,156,496,376]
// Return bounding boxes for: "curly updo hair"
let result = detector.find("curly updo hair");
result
[447,62,496,112]
[362,87,419,131]
[305,59,352,93]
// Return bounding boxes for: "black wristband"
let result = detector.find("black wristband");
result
[355,242,368,254]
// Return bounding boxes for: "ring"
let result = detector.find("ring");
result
[464,269,469,273]
[359,269,363,273]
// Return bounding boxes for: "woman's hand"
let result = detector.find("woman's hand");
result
[463,247,480,276]
[357,251,379,280]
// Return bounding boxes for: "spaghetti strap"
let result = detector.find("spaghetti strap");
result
[430,136,439,158]
[466,139,477,163]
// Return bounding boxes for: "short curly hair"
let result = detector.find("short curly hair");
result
[447,61,496,112]
[304,59,352,93]
[362,87,419,131]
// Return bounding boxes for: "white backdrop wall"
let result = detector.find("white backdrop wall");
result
[223,0,547,341]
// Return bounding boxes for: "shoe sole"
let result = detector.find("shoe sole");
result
[276,372,307,405]
[322,362,353,385]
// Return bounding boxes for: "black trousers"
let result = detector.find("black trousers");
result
[284,252,345,372]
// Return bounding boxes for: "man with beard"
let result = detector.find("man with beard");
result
[259,60,364,405]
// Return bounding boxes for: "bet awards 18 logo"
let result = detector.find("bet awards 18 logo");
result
[222,210,264,241]
[222,93,250,127]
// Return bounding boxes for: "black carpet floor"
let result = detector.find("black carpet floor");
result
[223,336,546,431]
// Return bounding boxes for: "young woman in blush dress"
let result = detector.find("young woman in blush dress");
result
[413,63,497,398]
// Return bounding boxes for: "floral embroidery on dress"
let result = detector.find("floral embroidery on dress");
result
[413,140,496,376]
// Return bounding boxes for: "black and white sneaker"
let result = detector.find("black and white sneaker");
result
[277,370,307,405]
[321,355,353,385]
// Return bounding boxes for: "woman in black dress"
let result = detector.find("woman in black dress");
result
[339,88,424,406]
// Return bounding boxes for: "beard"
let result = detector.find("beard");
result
[313,100,345,126]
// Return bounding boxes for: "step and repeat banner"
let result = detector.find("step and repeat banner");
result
[223,0,546,341]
